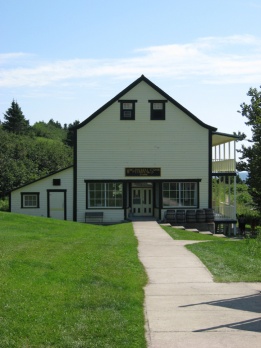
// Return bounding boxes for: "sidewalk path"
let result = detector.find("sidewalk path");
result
[133,221,261,348]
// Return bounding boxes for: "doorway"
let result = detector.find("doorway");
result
[47,190,66,220]
[131,186,153,216]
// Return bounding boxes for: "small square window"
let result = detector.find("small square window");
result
[119,100,137,120]
[53,179,61,186]
[21,193,40,208]
[149,100,167,120]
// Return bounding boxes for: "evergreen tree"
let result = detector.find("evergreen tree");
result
[48,118,62,129]
[64,120,80,147]
[2,100,30,135]
[237,86,261,212]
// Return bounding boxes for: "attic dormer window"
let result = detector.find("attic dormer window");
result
[149,100,167,120]
[119,100,137,120]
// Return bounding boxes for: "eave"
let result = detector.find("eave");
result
[212,132,239,146]
[76,75,217,131]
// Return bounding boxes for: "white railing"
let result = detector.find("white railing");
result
[212,159,235,173]
[213,203,236,220]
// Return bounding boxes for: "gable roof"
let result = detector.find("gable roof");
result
[9,165,73,193]
[76,75,217,131]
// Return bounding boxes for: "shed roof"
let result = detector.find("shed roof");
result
[212,132,239,146]
[9,165,73,193]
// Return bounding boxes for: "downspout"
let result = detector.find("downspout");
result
[208,130,213,208]
[73,129,78,221]
[8,192,11,212]
[233,140,237,235]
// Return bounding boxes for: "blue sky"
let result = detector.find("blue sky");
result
[1,0,261,142]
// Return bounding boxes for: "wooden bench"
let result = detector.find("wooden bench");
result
[85,212,103,223]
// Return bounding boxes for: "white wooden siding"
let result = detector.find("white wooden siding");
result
[84,210,125,223]
[77,81,209,222]
[11,167,73,220]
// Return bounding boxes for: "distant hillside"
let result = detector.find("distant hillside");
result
[0,127,73,197]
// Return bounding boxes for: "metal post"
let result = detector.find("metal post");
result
[233,141,237,235]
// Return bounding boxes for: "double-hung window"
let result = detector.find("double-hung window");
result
[119,100,137,120]
[88,182,123,208]
[149,100,167,120]
[162,182,198,208]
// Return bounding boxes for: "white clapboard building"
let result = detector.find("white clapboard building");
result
[10,75,238,226]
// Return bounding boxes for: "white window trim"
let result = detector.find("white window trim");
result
[21,193,40,208]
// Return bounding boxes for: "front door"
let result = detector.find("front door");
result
[132,187,153,216]
[48,190,66,220]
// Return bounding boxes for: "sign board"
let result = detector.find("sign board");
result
[125,168,161,177]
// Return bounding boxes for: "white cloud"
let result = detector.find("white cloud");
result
[0,35,261,88]
[0,52,29,60]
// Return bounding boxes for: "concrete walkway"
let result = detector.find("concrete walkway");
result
[133,221,261,348]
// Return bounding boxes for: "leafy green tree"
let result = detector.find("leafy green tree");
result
[237,86,261,212]
[0,128,72,197]
[28,138,73,174]
[64,120,80,147]
[2,100,30,135]
[32,120,67,141]
[48,118,62,129]
[0,129,36,196]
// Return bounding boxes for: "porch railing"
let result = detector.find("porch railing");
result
[212,159,235,173]
[213,203,236,220]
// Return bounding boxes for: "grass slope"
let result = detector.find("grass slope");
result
[162,226,261,282]
[0,213,147,348]
[161,226,222,241]
[186,239,261,282]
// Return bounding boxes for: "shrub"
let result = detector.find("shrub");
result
[244,229,261,256]
[0,197,9,211]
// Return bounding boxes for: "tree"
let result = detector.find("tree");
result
[2,100,30,135]
[0,127,73,197]
[48,118,62,129]
[32,120,67,141]
[64,120,80,147]
[237,86,261,212]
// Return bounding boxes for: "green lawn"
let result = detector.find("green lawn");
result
[161,226,223,241]
[0,212,147,348]
[162,225,261,282]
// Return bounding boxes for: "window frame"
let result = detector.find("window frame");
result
[53,179,61,186]
[21,192,40,208]
[86,182,123,209]
[149,100,167,120]
[162,182,199,208]
[118,100,137,120]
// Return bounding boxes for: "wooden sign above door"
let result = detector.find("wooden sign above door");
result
[125,168,161,177]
